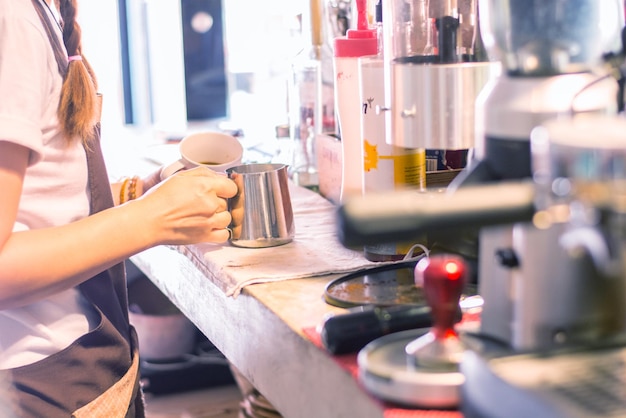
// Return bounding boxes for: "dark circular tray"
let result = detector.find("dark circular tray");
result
[324,259,477,308]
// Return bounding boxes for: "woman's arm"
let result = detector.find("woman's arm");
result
[0,141,238,310]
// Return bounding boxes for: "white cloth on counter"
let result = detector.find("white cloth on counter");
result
[175,182,387,297]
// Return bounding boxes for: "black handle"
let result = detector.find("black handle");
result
[336,181,536,248]
[320,305,433,355]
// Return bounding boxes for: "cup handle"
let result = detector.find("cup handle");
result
[160,160,186,180]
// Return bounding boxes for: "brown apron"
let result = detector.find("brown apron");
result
[5,2,145,416]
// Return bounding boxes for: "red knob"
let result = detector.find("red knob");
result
[415,254,466,341]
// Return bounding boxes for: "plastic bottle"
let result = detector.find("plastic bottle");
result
[288,0,337,191]
[333,0,377,202]
[360,0,426,262]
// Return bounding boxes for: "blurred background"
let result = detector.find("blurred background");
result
[81,0,311,147]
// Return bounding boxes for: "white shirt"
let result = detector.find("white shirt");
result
[0,0,94,369]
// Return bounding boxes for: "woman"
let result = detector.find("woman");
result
[0,0,238,416]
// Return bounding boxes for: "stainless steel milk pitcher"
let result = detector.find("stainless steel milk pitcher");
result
[227,163,295,248]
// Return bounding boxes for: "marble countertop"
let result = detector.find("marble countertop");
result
[130,245,388,418]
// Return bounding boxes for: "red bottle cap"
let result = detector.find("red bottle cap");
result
[333,0,377,58]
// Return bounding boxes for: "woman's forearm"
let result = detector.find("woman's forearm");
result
[0,166,236,310]
[0,201,156,309]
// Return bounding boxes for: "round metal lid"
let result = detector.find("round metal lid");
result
[357,328,464,409]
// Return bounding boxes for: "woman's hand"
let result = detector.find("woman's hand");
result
[134,166,238,245]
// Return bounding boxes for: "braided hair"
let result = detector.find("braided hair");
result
[56,0,100,143]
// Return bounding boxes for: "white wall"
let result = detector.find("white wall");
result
[79,1,125,131]
[78,0,308,145]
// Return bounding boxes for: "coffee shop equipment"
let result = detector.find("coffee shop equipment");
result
[375,0,499,268]
[338,115,626,412]
[355,253,506,408]
[335,0,626,412]
[380,0,496,173]
[460,114,626,418]
[321,303,435,355]
[341,0,626,350]
[450,0,626,351]
[226,163,294,248]
[320,256,480,354]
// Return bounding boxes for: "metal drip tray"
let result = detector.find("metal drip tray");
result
[358,328,463,409]
[358,328,507,409]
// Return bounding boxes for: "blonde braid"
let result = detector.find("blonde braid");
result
[57,0,99,143]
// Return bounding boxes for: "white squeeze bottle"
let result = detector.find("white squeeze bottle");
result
[333,0,377,202]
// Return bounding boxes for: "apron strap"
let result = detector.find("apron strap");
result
[30,0,67,76]
[84,124,114,213]
[80,124,132,331]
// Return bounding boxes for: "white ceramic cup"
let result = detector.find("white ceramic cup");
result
[160,131,244,180]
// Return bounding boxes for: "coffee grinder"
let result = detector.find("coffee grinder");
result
[453,0,625,351]
[381,0,496,161]
[378,0,500,273]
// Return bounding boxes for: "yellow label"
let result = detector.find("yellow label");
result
[363,139,426,189]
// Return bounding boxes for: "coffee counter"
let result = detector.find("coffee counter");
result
[130,245,387,418]
[107,131,440,417]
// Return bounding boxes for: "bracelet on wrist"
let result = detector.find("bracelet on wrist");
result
[119,177,130,204]
[119,175,140,204]
[128,176,139,201]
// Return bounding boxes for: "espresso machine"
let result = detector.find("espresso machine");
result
[335,0,626,412]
